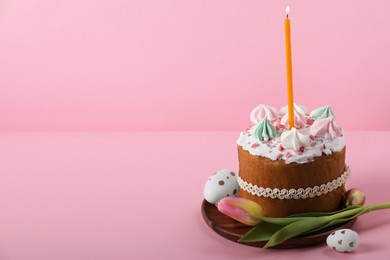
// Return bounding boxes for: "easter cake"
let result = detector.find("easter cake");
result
[237,103,349,217]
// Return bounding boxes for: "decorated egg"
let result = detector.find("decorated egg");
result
[326,229,359,253]
[204,169,240,204]
[342,188,366,207]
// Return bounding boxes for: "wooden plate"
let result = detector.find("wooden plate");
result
[201,200,357,249]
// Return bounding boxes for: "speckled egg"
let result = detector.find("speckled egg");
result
[204,169,240,204]
[342,188,366,207]
[326,229,359,253]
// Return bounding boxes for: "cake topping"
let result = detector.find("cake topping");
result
[281,109,307,129]
[237,103,346,164]
[310,116,342,140]
[280,103,307,129]
[310,105,335,120]
[281,127,311,150]
[250,104,279,123]
[253,117,277,141]
[280,103,307,116]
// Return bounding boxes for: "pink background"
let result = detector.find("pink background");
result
[0,2,390,259]
[0,0,390,131]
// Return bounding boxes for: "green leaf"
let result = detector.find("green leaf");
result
[249,205,363,225]
[239,222,284,242]
[250,214,316,225]
[307,208,367,234]
[307,218,352,234]
[264,217,331,248]
[286,205,362,218]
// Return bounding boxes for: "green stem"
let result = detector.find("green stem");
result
[324,207,364,220]
[366,202,390,211]
[327,203,390,220]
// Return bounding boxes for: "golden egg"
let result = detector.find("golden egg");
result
[343,188,366,207]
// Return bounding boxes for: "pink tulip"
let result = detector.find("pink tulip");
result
[216,197,263,226]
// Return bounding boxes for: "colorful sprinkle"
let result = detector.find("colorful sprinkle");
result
[306,118,314,125]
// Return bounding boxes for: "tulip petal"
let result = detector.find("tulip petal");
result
[216,197,263,226]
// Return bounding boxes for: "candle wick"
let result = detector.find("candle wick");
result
[287,14,289,18]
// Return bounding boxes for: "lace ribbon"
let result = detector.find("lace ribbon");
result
[237,166,351,200]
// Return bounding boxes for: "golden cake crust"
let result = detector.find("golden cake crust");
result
[238,146,346,217]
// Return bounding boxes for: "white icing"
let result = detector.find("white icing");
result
[237,125,346,164]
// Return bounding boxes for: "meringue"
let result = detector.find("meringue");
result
[281,109,307,129]
[310,116,342,140]
[250,104,279,123]
[253,117,276,141]
[310,105,335,120]
[280,103,307,116]
[280,103,307,129]
[281,127,311,150]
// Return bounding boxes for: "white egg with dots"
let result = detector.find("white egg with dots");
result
[326,229,359,253]
[203,169,240,204]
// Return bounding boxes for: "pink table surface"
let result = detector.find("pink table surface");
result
[0,131,389,259]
